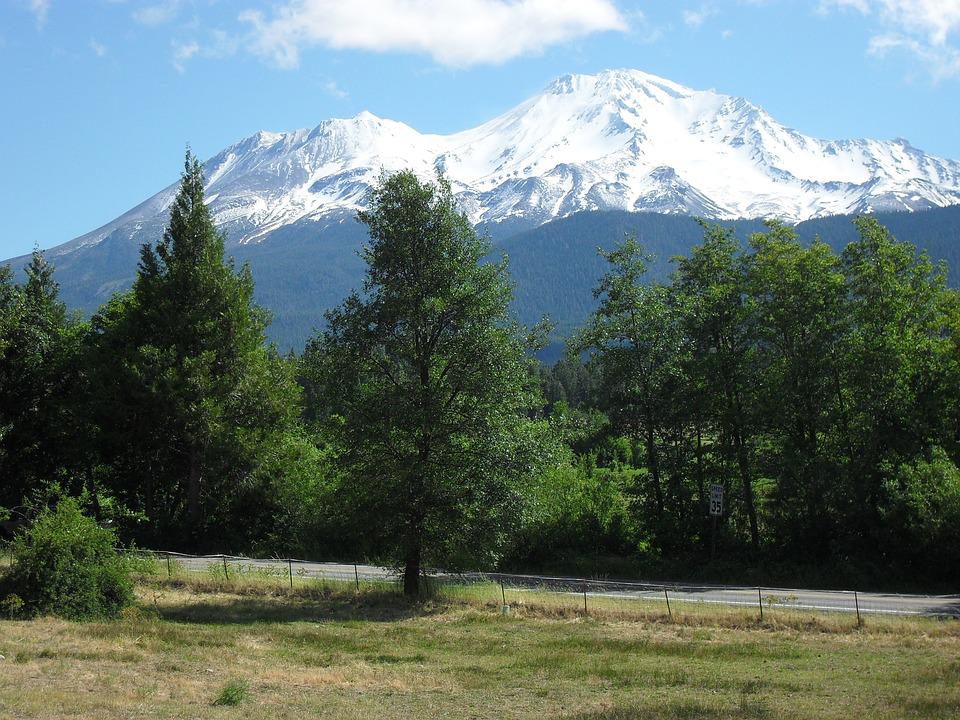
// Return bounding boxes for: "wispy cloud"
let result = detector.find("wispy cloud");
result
[683,5,717,29]
[90,38,107,57]
[819,0,960,79]
[621,9,664,44]
[134,0,182,27]
[28,0,51,27]
[171,29,238,72]
[240,0,628,69]
[172,40,199,72]
[323,79,348,99]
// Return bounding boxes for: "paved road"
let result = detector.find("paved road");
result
[149,552,960,618]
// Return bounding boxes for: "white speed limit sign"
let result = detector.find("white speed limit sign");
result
[709,484,723,516]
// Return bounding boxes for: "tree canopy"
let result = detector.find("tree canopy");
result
[306,171,547,595]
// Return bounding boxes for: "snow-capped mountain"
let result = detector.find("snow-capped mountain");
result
[54,68,960,255]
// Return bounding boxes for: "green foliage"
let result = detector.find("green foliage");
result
[3,144,960,590]
[539,356,600,411]
[508,216,960,584]
[308,170,551,594]
[514,454,640,564]
[0,497,133,619]
[0,251,85,513]
[85,151,303,549]
[881,448,960,573]
[213,679,250,707]
[573,236,690,550]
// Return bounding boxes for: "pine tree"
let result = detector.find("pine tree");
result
[88,150,299,548]
[0,250,77,512]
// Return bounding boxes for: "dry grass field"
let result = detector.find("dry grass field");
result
[0,574,958,719]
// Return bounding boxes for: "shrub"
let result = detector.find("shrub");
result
[0,497,133,620]
[213,679,250,706]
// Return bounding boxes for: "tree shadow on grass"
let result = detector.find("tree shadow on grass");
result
[149,588,442,625]
[566,699,770,720]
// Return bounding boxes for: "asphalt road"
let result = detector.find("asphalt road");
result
[152,552,960,618]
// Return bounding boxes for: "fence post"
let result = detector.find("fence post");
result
[288,559,293,590]
[223,555,229,580]
[500,578,506,606]
[757,587,763,621]
[664,586,672,620]
[354,563,360,592]
[166,552,172,578]
[582,584,588,614]
[854,590,862,627]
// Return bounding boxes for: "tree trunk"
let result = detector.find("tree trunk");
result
[645,420,664,519]
[187,448,202,526]
[402,535,421,597]
[734,429,760,551]
[695,422,706,513]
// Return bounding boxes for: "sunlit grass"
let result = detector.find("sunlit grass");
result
[1,576,957,720]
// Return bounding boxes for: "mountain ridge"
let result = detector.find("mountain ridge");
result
[10,205,960,355]
[7,68,960,352]
[49,67,960,262]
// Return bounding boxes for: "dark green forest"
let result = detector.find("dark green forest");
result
[2,155,959,594]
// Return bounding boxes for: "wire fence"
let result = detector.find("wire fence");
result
[120,549,960,624]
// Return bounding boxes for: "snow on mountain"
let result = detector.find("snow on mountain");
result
[58,68,960,254]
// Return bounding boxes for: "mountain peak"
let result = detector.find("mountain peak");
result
[50,67,960,253]
[544,68,695,103]
[352,109,384,123]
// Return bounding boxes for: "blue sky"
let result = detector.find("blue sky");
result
[1,0,959,259]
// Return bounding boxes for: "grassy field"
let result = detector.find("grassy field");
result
[1,573,958,720]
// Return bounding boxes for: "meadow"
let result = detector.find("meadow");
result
[1,571,958,720]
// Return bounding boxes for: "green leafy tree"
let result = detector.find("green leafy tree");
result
[673,224,761,550]
[745,223,847,555]
[837,217,956,549]
[87,150,301,548]
[310,170,547,595]
[573,237,688,548]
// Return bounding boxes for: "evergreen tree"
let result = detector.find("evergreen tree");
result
[87,150,300,548]
[0,251,80,513]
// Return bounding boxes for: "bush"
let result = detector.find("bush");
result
[213,679,250,706]
[882,447,960,576]
[0,497,133,620]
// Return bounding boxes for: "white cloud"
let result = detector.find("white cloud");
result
[240,0,628,69]
[134,0,182,27]
[323,79,349,99]
[869,32,960,80]
[820,0,960,79]
[90,39,107,57]
[170,29,238,72]
[621,9,664,44]
[820,0,870,12]
[172,40,199,72]
[683,5,717,28]
[28,0,50,27]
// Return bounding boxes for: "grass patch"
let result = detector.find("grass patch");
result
[213,678,250,706]
[0,574,957,719]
